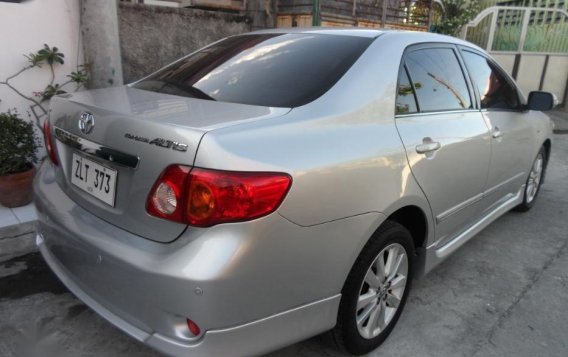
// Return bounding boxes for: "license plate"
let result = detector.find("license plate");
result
[71,153,117,207]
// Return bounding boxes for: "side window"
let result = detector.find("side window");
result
[396,66,418,114]
[461,50,521,110]
[405,48,472,112]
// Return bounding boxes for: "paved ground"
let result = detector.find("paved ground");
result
[1,134,567,357]
[548,110,568,133]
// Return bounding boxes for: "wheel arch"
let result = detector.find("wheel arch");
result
[386,205,428,254]
[542,138,552,183]
[543,138,551,162]
[346,201,433,284]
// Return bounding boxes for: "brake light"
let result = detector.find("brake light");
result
[146,166,291,227]
[42,119,59,166]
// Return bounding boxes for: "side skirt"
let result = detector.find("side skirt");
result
[422,186,524,275]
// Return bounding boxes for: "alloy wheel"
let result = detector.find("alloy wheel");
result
[526,153,544,204]
[356,243,408,339]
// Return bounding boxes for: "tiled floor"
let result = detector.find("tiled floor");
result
[0,203,37,229]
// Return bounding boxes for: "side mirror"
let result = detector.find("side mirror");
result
[527,91,555,111]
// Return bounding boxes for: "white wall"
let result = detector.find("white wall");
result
[0,0,83,120]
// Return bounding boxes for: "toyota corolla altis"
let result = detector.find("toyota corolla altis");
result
[35,29,554,356]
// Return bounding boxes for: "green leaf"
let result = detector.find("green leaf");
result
[34,44,65,66]
[0,111,40,175]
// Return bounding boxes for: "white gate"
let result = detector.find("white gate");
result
[461,6,568,106]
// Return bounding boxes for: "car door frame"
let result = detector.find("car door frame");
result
[394,42,495,246]
[456,45,535,207]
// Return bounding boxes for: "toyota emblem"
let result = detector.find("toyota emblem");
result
[79,112,95,134]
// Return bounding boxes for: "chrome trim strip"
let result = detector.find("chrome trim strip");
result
[54,127,139,169]
[436,193,484,223]
[483,172,525,197]
[395,109,480,118]
[436,172,526,223]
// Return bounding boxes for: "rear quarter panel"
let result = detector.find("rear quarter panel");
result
[194,34,437,266]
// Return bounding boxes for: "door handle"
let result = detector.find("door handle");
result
[492,127,503,139]
[416,140,441,154]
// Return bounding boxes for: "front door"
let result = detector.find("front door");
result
[460,49,534,205]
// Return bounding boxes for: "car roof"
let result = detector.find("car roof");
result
[248,27,484,52]
[250,27,386,38]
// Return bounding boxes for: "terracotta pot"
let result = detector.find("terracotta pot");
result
[0,167,36,208]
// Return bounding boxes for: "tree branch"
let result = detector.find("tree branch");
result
[49,64,55,86]
[5,65,35,82]
[0,80,47,115]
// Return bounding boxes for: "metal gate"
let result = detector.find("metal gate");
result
[461,6,568,106]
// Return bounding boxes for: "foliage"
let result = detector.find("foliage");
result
[0,44,88,130]
[25,44,65,67]
[433,0,482,36]
[0,110,40,176]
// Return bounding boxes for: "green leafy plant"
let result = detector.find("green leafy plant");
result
[0,110,40,176]
[433,0,481,36]
[0,44,88,130]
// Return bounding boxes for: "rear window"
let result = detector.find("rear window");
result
[132,34,373,108]
[404,48,473,112]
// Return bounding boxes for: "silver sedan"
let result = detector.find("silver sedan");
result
[35,28,554,356]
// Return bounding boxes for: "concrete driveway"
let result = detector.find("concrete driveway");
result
[1,135,567,357]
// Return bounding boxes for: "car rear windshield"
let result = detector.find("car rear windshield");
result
[132,33,373,108]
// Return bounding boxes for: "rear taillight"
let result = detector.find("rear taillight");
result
[146,165,190,222]
[146,165,291,227]
[42,119,59,166]
[186,168,292,227]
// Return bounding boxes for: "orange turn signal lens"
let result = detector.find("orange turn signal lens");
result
[188,181,215,221]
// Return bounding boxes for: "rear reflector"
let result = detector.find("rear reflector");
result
[187,319,201,336]
[146,166,291,227]
[42,119,59,166]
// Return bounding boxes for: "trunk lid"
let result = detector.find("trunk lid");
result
[49,86,290,243]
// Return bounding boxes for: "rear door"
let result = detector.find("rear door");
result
[460,49,534,204]
[394,44,492,244]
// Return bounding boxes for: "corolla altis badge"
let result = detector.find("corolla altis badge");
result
[78,112,95,134]
[124,133,188,152]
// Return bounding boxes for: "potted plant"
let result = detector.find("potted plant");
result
[0,110,40,207]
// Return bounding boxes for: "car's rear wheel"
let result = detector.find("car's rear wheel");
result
[332,221,414,355]
[515,147,546,212]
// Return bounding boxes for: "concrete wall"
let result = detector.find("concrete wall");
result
[516,54,547,97]
[491,54,516,75]
[0,0,83,117]
[541,55,568,106]
[119,3,252,83]
[491,52,568,106]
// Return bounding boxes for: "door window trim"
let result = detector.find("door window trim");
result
[395,43,480,117]
[395,63,421,115]
[457,46,526,113]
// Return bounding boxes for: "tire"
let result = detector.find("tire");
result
[332,221,414,355]
[515,147,546,212]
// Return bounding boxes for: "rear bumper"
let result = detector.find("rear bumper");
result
[38,236,338,356]
[34,161,384,356]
